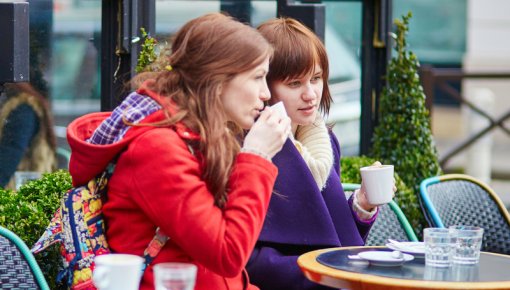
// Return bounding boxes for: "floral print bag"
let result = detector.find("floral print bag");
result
[31,163,168,289]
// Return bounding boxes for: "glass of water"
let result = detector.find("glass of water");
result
[449,225,484,265]
[424,227,456,267]
[154,263,197,290]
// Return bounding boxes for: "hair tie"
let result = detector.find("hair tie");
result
[165,65,173,71]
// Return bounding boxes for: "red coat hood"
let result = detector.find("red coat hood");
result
[67,85,200,186]
[67,110,165,185]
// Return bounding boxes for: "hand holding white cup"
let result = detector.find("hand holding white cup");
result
[359,162,395,206]
[270,101,288,119]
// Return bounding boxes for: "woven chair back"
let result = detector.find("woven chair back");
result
[342,184,418,246]
[0,226,49,290]
[421,174,510,255]
[366,202,413,246]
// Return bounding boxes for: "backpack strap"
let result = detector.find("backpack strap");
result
[142,227,169,271]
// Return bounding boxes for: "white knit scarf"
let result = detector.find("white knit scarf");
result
[293,117,333,190]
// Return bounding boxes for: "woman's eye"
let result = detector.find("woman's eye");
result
[312,75,322,82]
[288,81,300,87]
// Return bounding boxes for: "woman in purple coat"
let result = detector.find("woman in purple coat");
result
[246,18,382,290]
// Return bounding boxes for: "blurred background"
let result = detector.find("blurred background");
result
[4,0,509,207]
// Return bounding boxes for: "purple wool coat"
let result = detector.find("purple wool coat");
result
[246,132,376,290]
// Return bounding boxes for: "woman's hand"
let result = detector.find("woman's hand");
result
[358,161,397,211]
[243,107,291,160]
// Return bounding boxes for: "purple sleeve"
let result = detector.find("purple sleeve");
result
[348,194,377,242]
[247,245,337,290]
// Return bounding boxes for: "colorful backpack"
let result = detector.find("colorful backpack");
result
[31,163,168,289]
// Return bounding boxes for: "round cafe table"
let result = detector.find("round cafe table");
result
[297,246,510,290]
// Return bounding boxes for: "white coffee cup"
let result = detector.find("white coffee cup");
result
[93,254,144,290]
[359,164,394,205]
[270,101,288,118]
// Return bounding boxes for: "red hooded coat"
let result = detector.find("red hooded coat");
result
[67,88,277,290]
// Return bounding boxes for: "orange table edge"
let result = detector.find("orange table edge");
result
[297,246,510,290]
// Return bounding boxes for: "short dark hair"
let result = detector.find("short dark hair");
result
[258,17,332,115]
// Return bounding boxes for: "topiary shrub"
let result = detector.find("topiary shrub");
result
[0,170,72,289]
[370,12,442,236]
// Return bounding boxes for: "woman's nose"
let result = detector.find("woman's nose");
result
[301,84,316,101]
[260,82,271,101]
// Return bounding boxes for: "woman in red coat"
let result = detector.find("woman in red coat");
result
[67,13,290,290]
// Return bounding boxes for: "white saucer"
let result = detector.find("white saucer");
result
[357,251,414,266]
[386,242,425,258]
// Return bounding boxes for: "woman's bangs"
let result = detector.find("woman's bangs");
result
[276,40,318,81]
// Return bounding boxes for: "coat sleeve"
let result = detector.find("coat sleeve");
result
[247,245,336,290]
[125,129,277,277]
[0,104,39,186]
[329,131,376,242]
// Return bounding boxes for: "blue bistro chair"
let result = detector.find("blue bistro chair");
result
[420,174,510,254]
[56,146,71,169]
[0,226,50,290]
[342,183,418,246]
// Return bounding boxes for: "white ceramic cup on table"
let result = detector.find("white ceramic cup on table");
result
[92,254,144,290]
[359,164,394,205]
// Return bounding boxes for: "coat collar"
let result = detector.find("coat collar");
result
[137,80,200,141]
[257,135,365,247]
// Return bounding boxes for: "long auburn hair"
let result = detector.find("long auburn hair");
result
[257,18,332,115]
[144,13,272,208]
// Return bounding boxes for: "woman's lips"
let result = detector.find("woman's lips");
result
[299,106,316,115]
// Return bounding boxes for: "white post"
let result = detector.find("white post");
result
[463,88,495,183]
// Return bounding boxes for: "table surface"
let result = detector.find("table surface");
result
[297,246,510,290]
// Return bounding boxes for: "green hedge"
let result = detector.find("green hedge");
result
[0,170,72,289]
[370,12,442,237]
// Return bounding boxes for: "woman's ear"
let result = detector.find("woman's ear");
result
[216,84,223,99]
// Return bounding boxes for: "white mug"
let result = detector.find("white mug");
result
[270,101,288,118]
[93,254,144,290]
[360,164,394,205]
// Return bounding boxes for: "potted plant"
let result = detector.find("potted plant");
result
[371,12,442,236]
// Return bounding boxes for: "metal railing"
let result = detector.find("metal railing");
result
[419,65,510,167]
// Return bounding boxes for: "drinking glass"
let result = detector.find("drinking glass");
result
[423,266,451,281]
[154,263,197,290]
[424,228,456,267]
[449,225,484,265]
[451,263,480,281]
